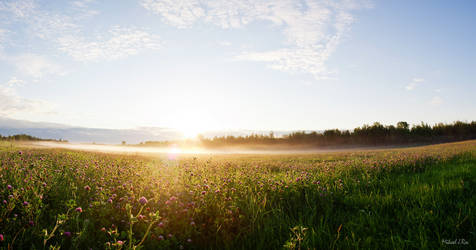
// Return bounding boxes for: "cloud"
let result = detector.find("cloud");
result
[236,47,333,79]
[405,78,424,91]
[0,0,36,18]
[57,27,161,62]
[0,81,54,117]
[141,0,205,28]
[5,77,24,87]
[10,53,64,78]
[71,0,100,19]
[141,0,370,80]
[430,96,442,106]
[71,0,95,9]
[0,0,160,62]
[0,0,78,40]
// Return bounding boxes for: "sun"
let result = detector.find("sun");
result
[169,109,220,140]
[176,122,206,139]
[181,127,201,139]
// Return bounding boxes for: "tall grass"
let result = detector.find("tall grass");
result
[0,141,475,249]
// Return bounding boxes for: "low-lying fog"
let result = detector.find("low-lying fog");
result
[30,141,398,155]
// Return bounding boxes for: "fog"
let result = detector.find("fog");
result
[31,141,396,156]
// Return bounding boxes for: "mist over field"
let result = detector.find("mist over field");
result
[32,141,394,155]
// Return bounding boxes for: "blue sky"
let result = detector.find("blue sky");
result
[0,0,475,136]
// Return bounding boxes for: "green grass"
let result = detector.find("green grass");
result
[0,141,475,249]
[244,153,475,249]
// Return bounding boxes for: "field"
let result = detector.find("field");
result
[0,141,475,249]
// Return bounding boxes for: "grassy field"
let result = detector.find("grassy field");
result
[0,141,475,249]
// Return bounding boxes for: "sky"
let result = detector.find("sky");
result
[0,0,475,136]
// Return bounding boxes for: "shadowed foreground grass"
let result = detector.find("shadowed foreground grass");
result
[0,141,475,249]
[244,152,475,249]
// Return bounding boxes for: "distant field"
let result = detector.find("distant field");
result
[0,140,475,249]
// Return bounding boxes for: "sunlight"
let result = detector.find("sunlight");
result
[179,126,201,139]
[170,108,220,140]
[168,145,182,154]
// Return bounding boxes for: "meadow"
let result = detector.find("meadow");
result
[0,140,475,249]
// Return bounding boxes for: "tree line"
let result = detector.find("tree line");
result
[194,121,476,147]
[0,134,67,142]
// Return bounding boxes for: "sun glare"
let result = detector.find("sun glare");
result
[172,112,219,140]
[181,127,201,139]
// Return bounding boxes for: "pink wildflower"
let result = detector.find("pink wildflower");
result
[139,197,148,205]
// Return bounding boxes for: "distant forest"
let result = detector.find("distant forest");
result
[0,134,66,142]
[142,121,476,148]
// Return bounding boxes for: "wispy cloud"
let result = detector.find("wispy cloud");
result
[0,0,78,39]
[57,27,161,62]
[141,0,205,28]
[236,47,333,79]
[71,0,100,19]
[405,78,425,91]
[5,77,24,87]
[0,0,160,62]
[71,0,95,9]
[0,0,36,19]
[141,0,370,80]
[10,53,64,79]
[0,80,54,117]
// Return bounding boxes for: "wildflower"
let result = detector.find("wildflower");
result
[19,151,23,155]
[7,185,12,190]
[23,201,29,206]
[2,200,6,204]
[187,238,192,243]
[169,196,178,201]
[139,197,148,205]
[190,221,195,226]
[158,222,164,228]
[101,227,106,232]
[168,233,173,238]
[158,235,164,240]
[201,191,206,195]
[75,207,83,213]
[0,234,3,241]
[116,240,124,245]
[42,182,47,187]
[107,198,113,203]
[84,185,91,191]
[29,220,34,226]
[63,232,71,237]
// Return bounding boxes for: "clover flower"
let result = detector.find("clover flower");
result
[139,196,148,205]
